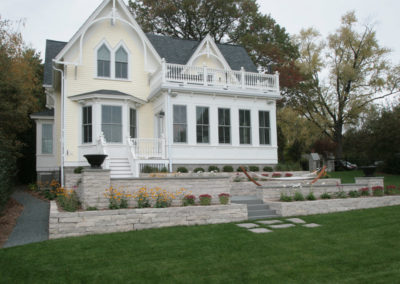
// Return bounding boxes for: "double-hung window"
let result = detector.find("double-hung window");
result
[239,109,251,144]
[41,124,53,154]
[82,106,92,143]
[129,108,137,138]
[173,105,187,143]
[97,44,111,77]
[218,108,230,144]
[196,107,209,143]
[102,105,122,143]
[115,46,128,79]
[259,111,270,145]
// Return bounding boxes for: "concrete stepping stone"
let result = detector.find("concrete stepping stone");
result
[269,224,295,229]
[286,218,306,224]
[257,220,282,225]
[237,223,259,229]
[249,228,272,234]
[303,223,321,228]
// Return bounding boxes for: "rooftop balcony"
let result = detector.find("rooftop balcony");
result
[150,61,280,95]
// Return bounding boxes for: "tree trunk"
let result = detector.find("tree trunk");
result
[334,123,343,160]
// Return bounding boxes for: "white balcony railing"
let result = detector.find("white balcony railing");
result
[130,138,166,159]
[150,60,279,93]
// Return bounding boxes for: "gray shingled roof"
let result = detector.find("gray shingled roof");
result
[31,109,54,117]
[43,34,257,86]
[146,34,258,72]
[43,40,67,85]
[69,89,132,97]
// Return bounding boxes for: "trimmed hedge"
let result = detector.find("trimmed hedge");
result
[0,144,16,212]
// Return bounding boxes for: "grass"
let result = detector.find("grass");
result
[329,170,400,187]
[1,206,400,283]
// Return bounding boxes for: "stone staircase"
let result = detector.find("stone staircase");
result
[109,158,133,178]
[231,195,280,220]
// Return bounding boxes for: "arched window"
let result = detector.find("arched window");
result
[97,44,110,77]
[115,46,128,79]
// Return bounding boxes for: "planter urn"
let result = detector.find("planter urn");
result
[84,154,108,169]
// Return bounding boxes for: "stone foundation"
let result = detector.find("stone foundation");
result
[265,196,400,217]
[49,201,247,239]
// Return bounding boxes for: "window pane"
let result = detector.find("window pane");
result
[196,107,209,143]
[130,109,137,138]
[42,124,53,154]
[97,45,110,77]
[173,105,187,143]
[115,47,128,62]
[98,45,110,60]
[82,106,92,143]
[239,109,251,144]
[218,108,230,144]
[259,111,270,145]
[102,105,122,142]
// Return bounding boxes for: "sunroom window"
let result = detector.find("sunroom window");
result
[115,46,128,79]
[41,124,53,154]
[97,44,110,77]
[196,106,209,143]
[259,111,270,145]
[239,109,251,144]
[82,106,92,143]
[173,105,187,143]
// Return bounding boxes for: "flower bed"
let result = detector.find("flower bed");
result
[49,201,247,239]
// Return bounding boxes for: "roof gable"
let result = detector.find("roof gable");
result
[146,34,257,72]
[43,40,67,86]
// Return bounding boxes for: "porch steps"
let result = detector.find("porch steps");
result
[231,195,280,220]
[109,158,133,178]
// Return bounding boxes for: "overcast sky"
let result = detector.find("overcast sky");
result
[1,0,399,64]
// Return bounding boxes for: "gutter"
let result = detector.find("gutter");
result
[52,61,65,187]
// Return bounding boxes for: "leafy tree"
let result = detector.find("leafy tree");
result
[0,17,44,208]
[289,11,400,158]
[128,0,301,90]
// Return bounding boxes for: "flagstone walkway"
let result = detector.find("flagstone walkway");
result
[236,218,321,234]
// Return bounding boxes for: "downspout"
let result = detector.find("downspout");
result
[167,89,172,172]
[52,62,65,187]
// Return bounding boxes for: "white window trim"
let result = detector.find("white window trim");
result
[173,104,188,144]
[93,39,132,81]
[239,109,252,145]
[218,107,231,145]
[101,103,125,144]
[81,105,94,145]
[196,106,210,144]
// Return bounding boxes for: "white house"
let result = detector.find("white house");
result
[31,0,280,184]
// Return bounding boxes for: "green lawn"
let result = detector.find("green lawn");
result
[329,170,400,187]
[1,206,400,283]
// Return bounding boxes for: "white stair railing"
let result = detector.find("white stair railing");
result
[130,138,167,159]
[126,137,139,177]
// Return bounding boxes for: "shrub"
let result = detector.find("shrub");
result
[142,165,158,173]
[248,166,259,172]
[223,165,234,172]
[177,166,188,173]
[348,190,361,198]
[306,191,316,201]
[154,191,173,208]
[272,173,282,178]
[57,188,80,212]
[359,187,370,196]
[335,190,347,199]
[193,167,205,173]
[74,166,84,174]
[182,194,195,206]
[237,166,248,172]
[293,191,305,201]
[39,180,59,200]
[320,192,331,199]
[233,174,242,182]
[263,166,273,172]
[218,193,230,205]
[280,193,292,202]
[384,185,398,195]
[0,145,16,212]
[199,194,212,205]
[104,186,129,209]
[372,186,384,196]
[133,187,151,208]
[160,167,168,173]
[285,173,293,177]
[276,162,301,171]
[86,206,98,211]
[208,166,220,172]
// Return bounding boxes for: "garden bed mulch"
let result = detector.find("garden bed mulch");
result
[0,198,24,248]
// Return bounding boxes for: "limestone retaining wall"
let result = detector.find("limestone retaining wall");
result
[49,201,247,239]
[265,196,400,217]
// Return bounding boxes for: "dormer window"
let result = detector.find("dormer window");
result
[115,46,128,79]
[97,44,111,77]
